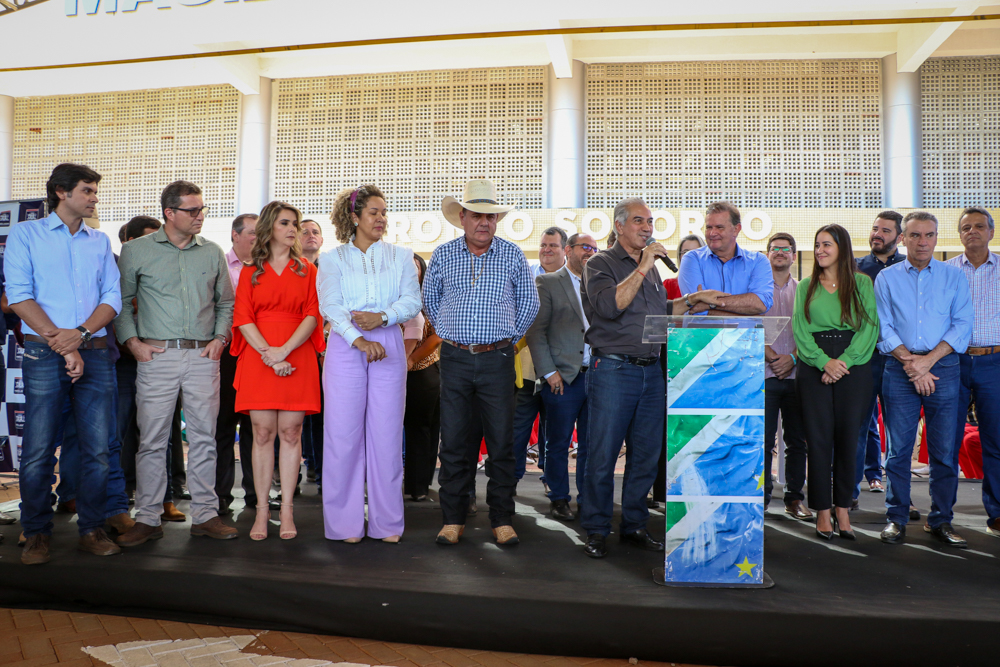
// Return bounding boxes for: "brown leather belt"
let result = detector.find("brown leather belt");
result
[967,346,1000,356]
[24,334,108,350]
[443,338,512,355]
[142,338,213,349]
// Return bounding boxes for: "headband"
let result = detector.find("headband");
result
[349,187,361,212]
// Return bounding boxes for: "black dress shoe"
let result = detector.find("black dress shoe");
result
[584,533,607,558]
[880,521,906,544]
[619,529,665,552]
[550,499,575,521]
[850,498,860,511]
[909,506,921,521]
[929,522,967,548]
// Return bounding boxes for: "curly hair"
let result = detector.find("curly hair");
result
[330,184,386,244]
[249,201,307,286]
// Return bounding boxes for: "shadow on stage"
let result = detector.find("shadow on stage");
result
[2,473,999,667]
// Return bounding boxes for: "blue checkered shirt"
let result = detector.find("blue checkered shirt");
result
[423,235,539,345]
[947,251,1000,347]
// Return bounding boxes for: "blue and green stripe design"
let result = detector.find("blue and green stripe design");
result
[664,326,765,585]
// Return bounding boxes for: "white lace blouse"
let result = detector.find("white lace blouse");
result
[317,238,422,345]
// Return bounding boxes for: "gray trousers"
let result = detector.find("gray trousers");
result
[135,348,221,527]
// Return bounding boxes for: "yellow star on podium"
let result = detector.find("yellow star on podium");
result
[756,473,765,490]
[736,557,757,578]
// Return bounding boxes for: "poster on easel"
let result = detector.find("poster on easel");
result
[0,198,47,473]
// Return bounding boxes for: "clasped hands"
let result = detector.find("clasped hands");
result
[686,284,730,314]
[255,343,296,377]
[40,328,85,383]
[899,352,938,396]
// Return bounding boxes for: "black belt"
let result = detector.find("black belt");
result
[594,352,658,367]
[24,334,108,350]
[443,338,512,355]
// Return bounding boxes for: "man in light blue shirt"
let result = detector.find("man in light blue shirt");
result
[677,201,773,314]
[874,211,974,548]
[4,163,122,565]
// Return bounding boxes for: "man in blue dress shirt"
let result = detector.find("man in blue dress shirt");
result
[946,207,1000,536]
[4,163,122,564]
[423,179,539,547]
[874,211,974,547]
[677,201,773,315]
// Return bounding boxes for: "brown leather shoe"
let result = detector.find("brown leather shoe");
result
[436,524,464,545]
[116,522,164,547]
[492,525,520,546]
[190,516,238,540]
[56,499,77,515]
[161,502,186,522]
[988,517,1000,537]
[784,500,814,521]
[106,512,135,535]
[78,528,122,556]
[21,534,51,565]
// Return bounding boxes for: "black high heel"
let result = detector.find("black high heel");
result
[833,514,855,540]
[816,525,834,540]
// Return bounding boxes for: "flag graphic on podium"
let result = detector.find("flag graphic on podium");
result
[664,325,766,585]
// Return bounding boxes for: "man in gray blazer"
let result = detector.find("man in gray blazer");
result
[526,233,599,520]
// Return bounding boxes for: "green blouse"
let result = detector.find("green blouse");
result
[792,274,880,371]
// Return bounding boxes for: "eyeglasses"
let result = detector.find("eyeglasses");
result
[570,244,599,253]
[170,206,210,217]
[768,246,793,253]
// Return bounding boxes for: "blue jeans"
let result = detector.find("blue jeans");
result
[581,356,664,536]
[883,354,961,528]
[540,370,589,504]
[955,351,1000,525]
[853,353,888,499]
[54,371,130,519]
[513,382,545,480]
[19,343,115,537]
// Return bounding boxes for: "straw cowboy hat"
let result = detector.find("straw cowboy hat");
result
[441,179,514,228]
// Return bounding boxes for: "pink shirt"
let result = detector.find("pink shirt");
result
[226,248,246,291]
[765,274,797,380]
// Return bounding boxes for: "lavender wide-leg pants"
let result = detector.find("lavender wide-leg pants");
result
[322,324,406,540]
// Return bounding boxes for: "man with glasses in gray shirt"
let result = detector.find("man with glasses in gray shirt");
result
[114,181,237,547]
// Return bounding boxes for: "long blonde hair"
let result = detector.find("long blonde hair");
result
[250,201,307,286]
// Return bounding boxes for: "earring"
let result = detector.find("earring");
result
[354,221,359,227]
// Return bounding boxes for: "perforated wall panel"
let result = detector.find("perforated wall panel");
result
[11,86,241,224]
[272,67,546,217]
[585,61,884,210]
[921,56,1000,208]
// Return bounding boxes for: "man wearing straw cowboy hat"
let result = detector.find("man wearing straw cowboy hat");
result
[423,179,540,546]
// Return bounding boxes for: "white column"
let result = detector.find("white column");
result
[0,95,14,201]
[237,77,272,216]
[882,53,922,208]
[545,60,585,209]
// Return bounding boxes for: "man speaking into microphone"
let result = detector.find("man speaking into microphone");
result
[579,197,727,558]
[678,202,773,315]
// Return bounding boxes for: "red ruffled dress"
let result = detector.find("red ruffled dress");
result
[231,260,325,414]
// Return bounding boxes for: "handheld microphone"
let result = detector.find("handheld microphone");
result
[645,237,678,272]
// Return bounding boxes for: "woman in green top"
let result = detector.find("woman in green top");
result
[793,224,879,541]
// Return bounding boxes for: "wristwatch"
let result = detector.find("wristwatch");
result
[683,294,693,309]
[380,312,388,327]
[76,326,92,343]
[215,334,229,345]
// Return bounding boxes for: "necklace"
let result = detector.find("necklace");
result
[471,253,485,287]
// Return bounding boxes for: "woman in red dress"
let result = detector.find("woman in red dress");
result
[231,201,325,541]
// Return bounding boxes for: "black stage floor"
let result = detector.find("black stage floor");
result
[2,472,1000,667]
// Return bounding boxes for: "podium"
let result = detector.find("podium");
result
[643,315,789,588]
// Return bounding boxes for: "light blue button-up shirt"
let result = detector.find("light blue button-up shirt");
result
[677,243,774,312]
[874,258,973,355]
[3,212,121,337]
